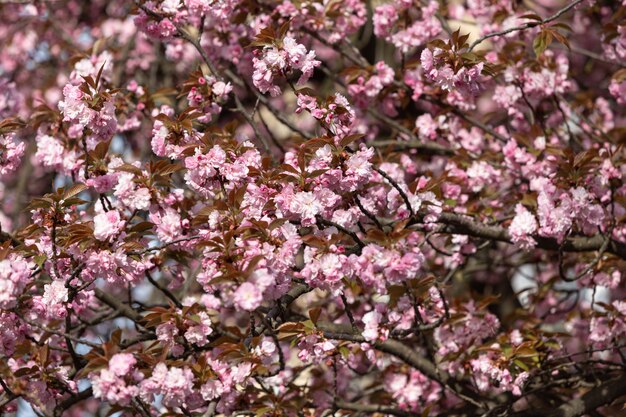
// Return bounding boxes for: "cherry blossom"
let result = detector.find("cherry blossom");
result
[0,1,625,416]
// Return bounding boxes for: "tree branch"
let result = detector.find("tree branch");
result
[416,212,626,261]
[468,0,585,51]
[512,374,626,417]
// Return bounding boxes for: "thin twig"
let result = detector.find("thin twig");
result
[145,270,183,308]
[468,0,585,51]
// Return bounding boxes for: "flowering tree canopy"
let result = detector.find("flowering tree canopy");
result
[1,0,626,416]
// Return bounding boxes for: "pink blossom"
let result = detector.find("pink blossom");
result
[362,310,385,342]
[140,363,195,408]
[415,114,439,140]
[347,61,395,107]
[85,249,149,284]
[374,1,441,52]
[184,146,227,196]
[58,83,117,140]
[509,204,537,248]
[233,282,263,311]
[0,254,33,309]
[434,302,500,356]
[93,210,125,242]
[300,249,352,293]
[384,370,441,411]
[184,311,213,346]
[150,208,182,243]
[609,78,626,105]
[466,161,501,192]
[252,35,320,96]
[90,353,143,406]
[343,147,374,191]
[34,134,80,174]
[113,172,152,210]
[289,191,323,226]
[39,280,68,319]
[0,133,24,176]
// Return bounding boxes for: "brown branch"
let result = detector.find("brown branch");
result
[145,271,183,308]
[417,211,626,261]
[365,107,455,155]
[374,166,415,217]
[317,322,485,409]
[316,215,366,251]
[0,376,17,410]
[94,288,143,322]
[128,235,202,255]
[468,0,585,51]
[512,374,626,417]
[16,313,100,349]
[53,388,93,417]
[336,401,414,417]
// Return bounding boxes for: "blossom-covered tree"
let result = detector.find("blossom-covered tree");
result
[1,0,626,416]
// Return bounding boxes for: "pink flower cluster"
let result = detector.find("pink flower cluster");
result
[295,93,355,139]
[93,210,126,242]
[156,309,213,355]
[70,51,113,84]
[287,189,341,226]
[184,142,261,197]
[470,352,529,396]
[84,248,150,284]
[415,114,441,140]
[140,362,196,409]
[150,207,184,244]
[252,35,320,96]
[603,25,626,63]
[589,301,626,349]
[58,83,117,141]
[508,204,538,248]
[0,312,25,357]
[346,61,395,108]
[297,334,339,363]
[34,280,69,320]
[534,182,605,242]
[34,133,80,175]
[0,254,33,309]
[133,2,179,40]
[233,281,263,311]
[497,51,572,115]
[275,0,367,44]
[151,105,200,159]
[373,0,441,53]
[0,132,25,176]
[434,302,500,357]
[362,309,387,342]
[384,370,441,412]
[187,75,232,123]
[462,0,514,19]
[90,353,143,406]
[518,51,572,98]
[298,235,425,295]
[2,0,626,414]
[113,169,153,211]
[421,48,484,97]
[352,244,425,292]
[609,78,626,105]
[300,249,351,293]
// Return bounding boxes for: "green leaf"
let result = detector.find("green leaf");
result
[533,33,548,57]
[34,254,47,267]
[514,359,530,371]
